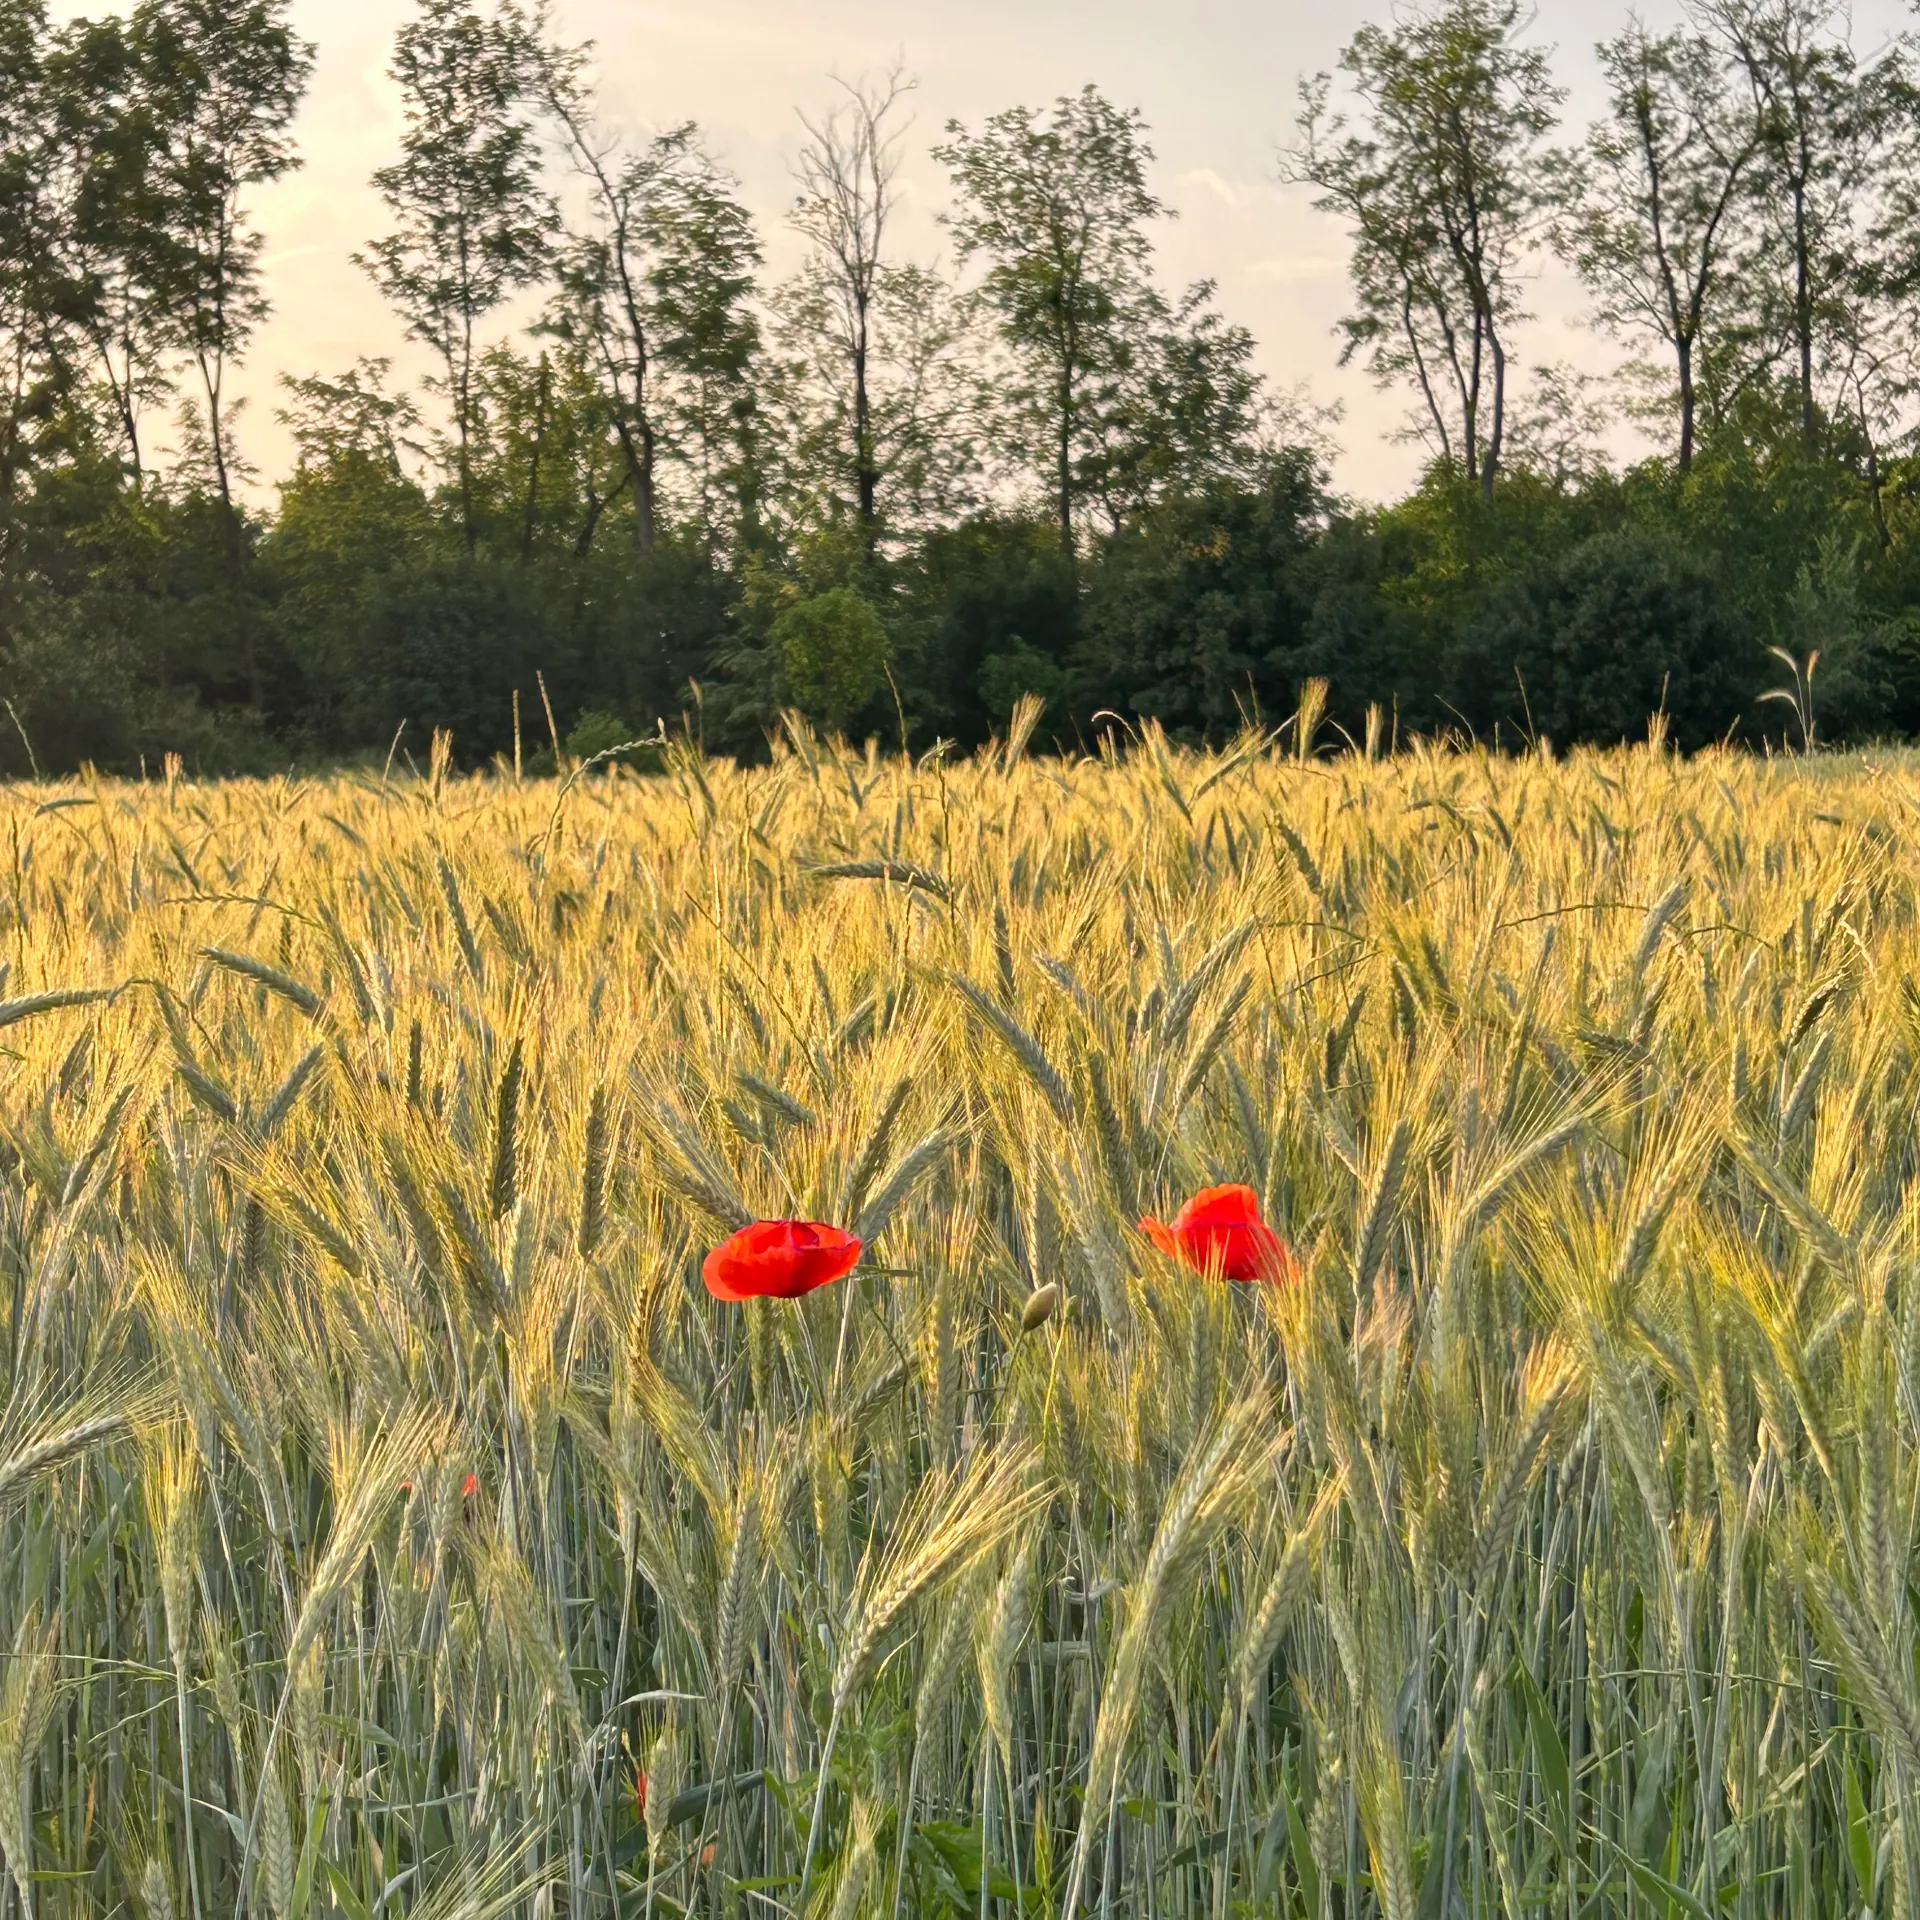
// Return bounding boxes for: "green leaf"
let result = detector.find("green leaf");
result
[1252,1797,1289,1902]
[289,1787,332,1920]
[599,1772,766,1870]
[323,1859,373,1920]
[1845,1754,1874,1903]
[1512,1657,1571,1847]
[1608,1836,1714,1920]
[1155,1829,1229,1876]
[1627,1725,1673,1865]
[919,1819,1020,1900]
[1283,1782,1321,1916]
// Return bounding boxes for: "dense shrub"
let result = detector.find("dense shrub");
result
[1076,457,1323,740]
[1453,526,1759,750]
[773,586,891,734]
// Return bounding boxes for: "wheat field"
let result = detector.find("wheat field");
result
[2,717,1919,1919]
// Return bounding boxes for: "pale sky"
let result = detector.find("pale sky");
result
[44,0,1918,503]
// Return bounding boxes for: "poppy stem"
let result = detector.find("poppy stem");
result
[978,1737,995,1920]
[796,1699,844,1920]
[1213,1712,1248,1920]
[887,1734,925,1920]
[794,1296,828,1406]
[831,1264,860,1397]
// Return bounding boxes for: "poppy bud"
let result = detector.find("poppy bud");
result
[1021,1282,1060,1332]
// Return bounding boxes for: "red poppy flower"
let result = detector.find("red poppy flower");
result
[462,1472,479,1498]
[702,1219,863,1301]
[1139,1184,1296,1284]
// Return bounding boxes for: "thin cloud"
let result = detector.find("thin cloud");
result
[1243,255,1343,285]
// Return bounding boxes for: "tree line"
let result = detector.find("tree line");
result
[5,0,1920,772]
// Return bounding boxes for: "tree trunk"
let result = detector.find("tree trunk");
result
[1401,287,1453,475]
[577,467,631,557]
[1792,179,1815,449]
[632,419,656,553]
[609,404,655,552]
[521,352,551,563]
[1056,367,1074,561]
[0,335,30,659]
[111,376,144,487]
[456,323,478,559]
[457,402,476,559]
[1676,333,1696,476]
[1861,400,1890,550]
[1461,311,1482,490]
[202,356,260,708]
[1480,328,1504,503]
[90,327,146,485]
[0,384,18,663]
[623,322,657,553]
[853,309,878,544]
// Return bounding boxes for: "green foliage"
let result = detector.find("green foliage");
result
[1286,0,1562,497]
[1558,21,1760,472]
[975,641,1064,730]
[896,515,1078,747]
[936,87,1263,551]
[12,3,1920,774]
[563,708,635,759]
[937,85,1164,547]
[263,446,437,747]
[1077,457,1324,739]
[133,0,313,520]
[1457,524,1756,749]
[355,555,545,759]
[540,114,764,552]
[357,0,552,554]
[773,585,890,734]
[633,135,766,548]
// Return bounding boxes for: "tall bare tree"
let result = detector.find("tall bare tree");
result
[790,67,914,549]
[1559,21,1761,472]
[1285,0,1561,499]
[937,86,1167,557]
[137,0,312,678]
[359,0,553,557]
[1701,0,1880,450]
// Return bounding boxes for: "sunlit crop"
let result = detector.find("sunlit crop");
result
[4,717,1918,1919]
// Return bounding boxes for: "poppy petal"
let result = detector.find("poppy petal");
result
[1174,1184,1263,1231]
[1258,1238,1301,1286]
[702,1220,863,1301]
[1143,1186,1298,1286]
[1139,1216,1181,1259]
